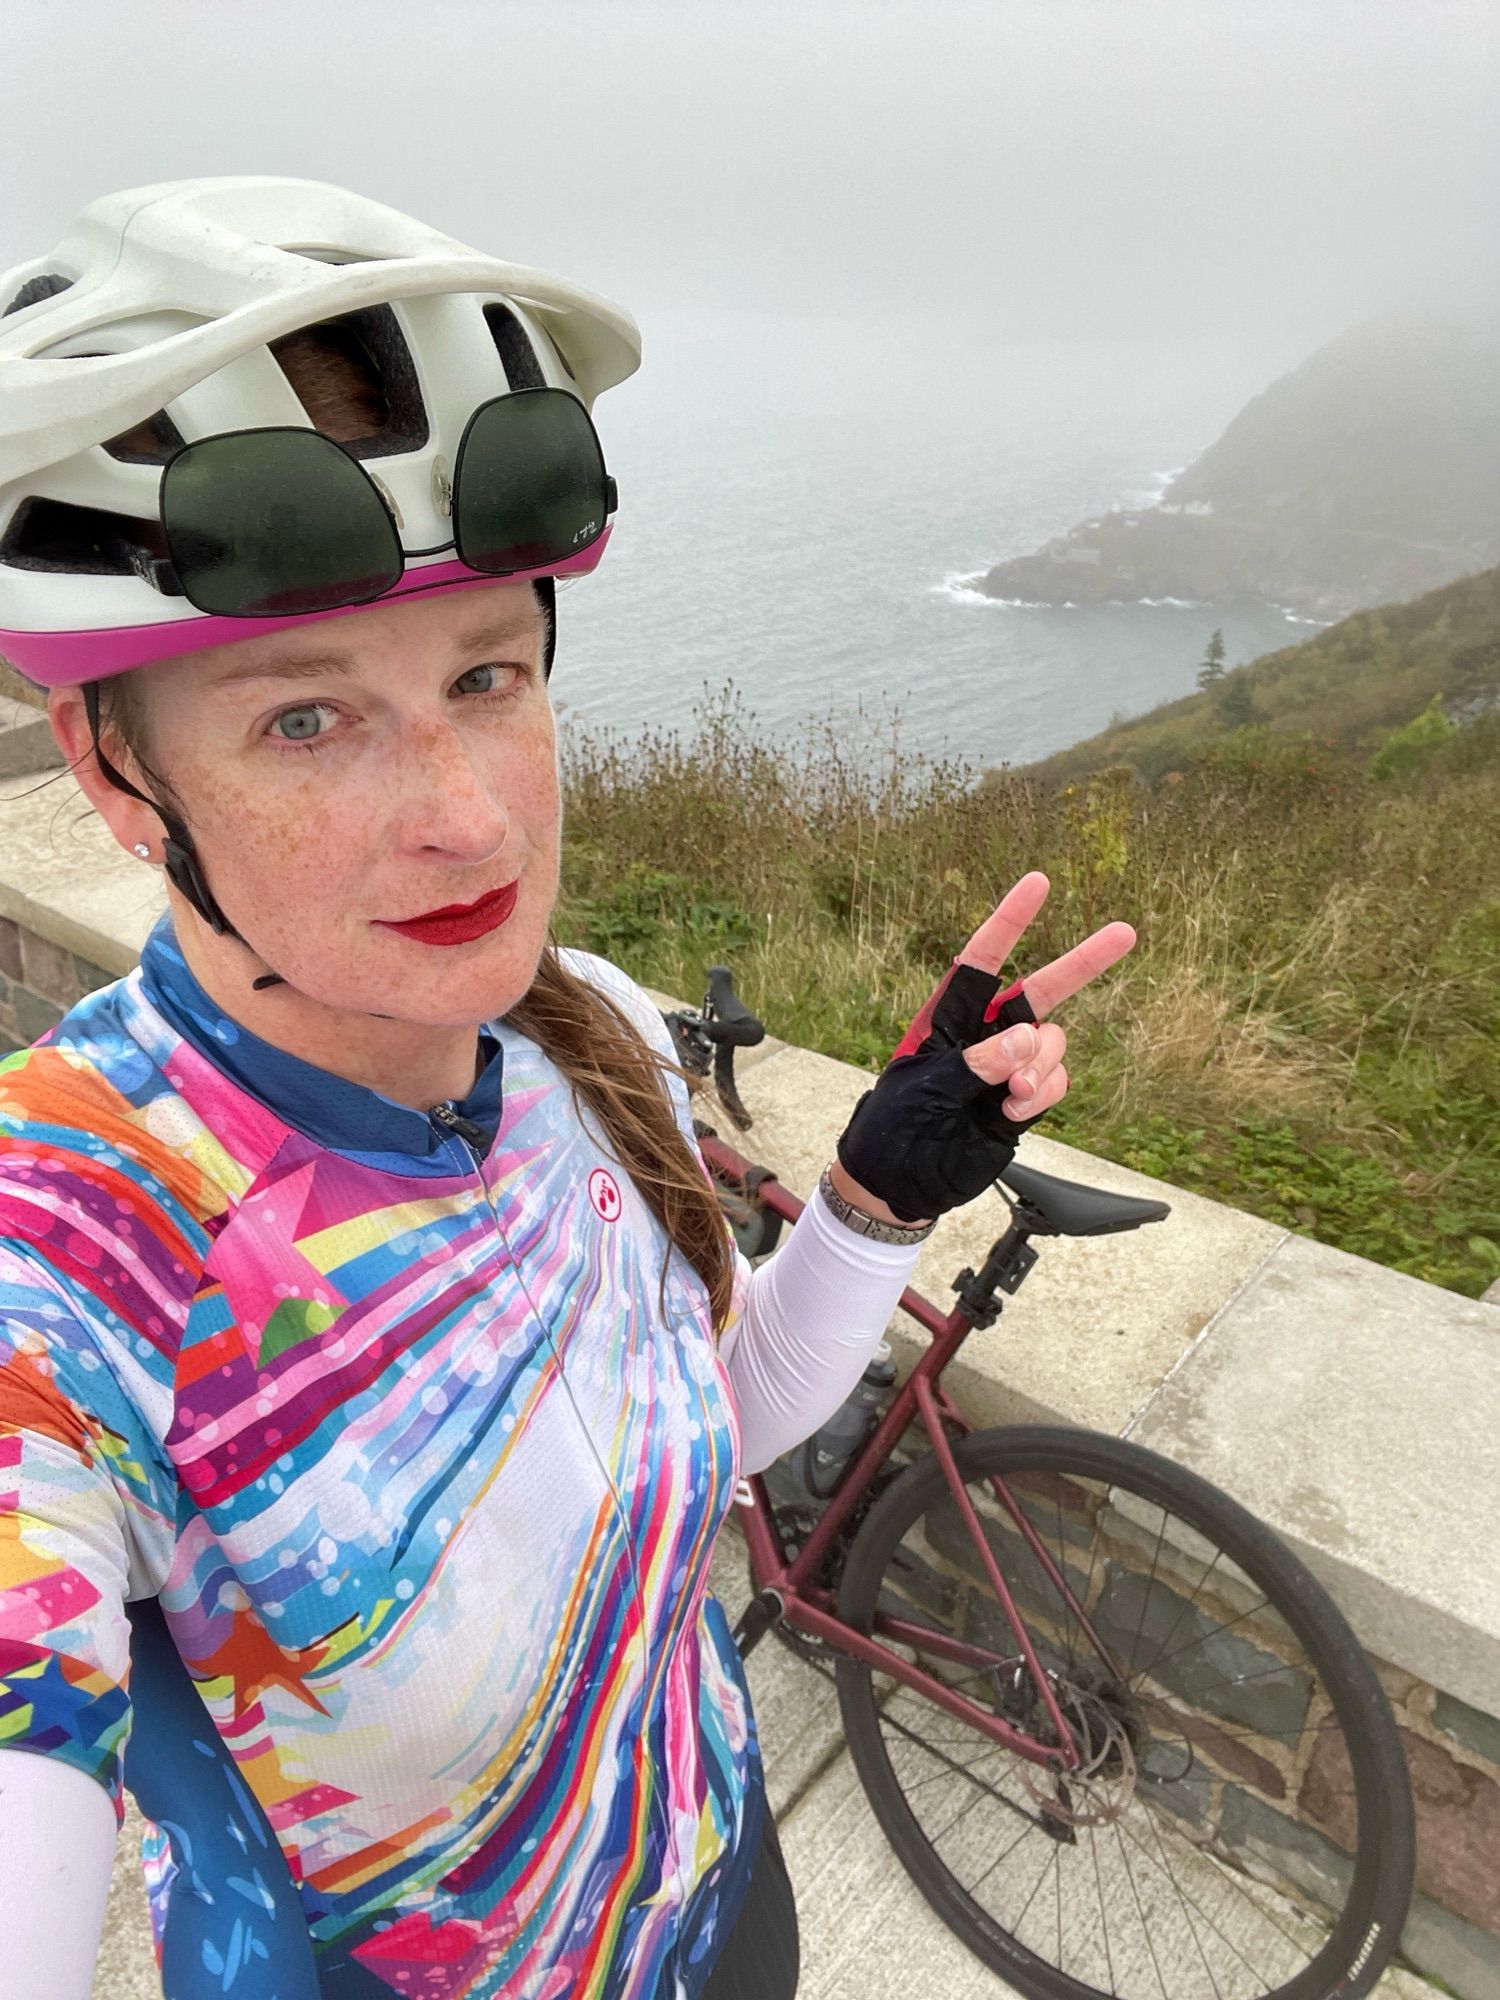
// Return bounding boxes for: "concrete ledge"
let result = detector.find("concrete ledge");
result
[1129,1233,1500,1717]
[0,770,165,974]
[735,1043,1289,1434]
[0,696,64,778]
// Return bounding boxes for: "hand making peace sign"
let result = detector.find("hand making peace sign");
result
[832,872,1137,1226]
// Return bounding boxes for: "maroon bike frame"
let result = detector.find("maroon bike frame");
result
[701,1133,1127,1776]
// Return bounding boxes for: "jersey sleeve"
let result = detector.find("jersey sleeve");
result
[0,1244,173,1825]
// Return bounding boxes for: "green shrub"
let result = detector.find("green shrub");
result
[1369,694,1458,780]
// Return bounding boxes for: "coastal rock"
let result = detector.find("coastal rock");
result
[969,314,1500,621]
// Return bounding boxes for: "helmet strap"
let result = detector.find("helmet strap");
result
[81,679,267,968]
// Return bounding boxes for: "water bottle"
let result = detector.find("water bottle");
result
[788,1340,898,1499]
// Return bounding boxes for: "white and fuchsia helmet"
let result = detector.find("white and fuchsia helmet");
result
[0,177,639,966]
[0,175,641,689]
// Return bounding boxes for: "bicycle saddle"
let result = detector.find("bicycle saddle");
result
[998,1161,1170,1236]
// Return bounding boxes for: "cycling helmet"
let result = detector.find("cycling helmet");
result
[0,178,640,985]
[0,175,641,688]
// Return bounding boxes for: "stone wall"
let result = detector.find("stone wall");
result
[757,1404,1500,1995]
[0,910,122,1051]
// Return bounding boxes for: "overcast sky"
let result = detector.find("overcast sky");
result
[3,0,1496,411]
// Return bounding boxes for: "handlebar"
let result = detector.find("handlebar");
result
[661,965,766,1131]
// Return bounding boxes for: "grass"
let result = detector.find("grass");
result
[554,690,1500,1300]
[1026,565,1500,788]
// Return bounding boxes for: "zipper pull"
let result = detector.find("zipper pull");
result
[430,1101,490,1151]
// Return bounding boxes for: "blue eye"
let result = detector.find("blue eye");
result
[453,661,530,703]
[271,704,330,742]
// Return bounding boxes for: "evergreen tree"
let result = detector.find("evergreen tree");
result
[1217,673,1256,727]
[1197,628,1227,692]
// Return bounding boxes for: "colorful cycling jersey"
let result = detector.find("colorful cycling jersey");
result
[0,915,760,1999]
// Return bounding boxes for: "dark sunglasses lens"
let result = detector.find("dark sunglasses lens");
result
[161,431,403,617]
[455,390,608,574]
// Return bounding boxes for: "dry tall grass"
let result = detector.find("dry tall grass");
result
[556,694,1500,1296]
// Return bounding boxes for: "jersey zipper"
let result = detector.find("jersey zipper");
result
[425,1095,660,1745]
[429,1099,491,1159]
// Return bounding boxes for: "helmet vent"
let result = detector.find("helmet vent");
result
[272,306,428,459]
[3,272,74,317]
[103,409,187,465]
[483,304,547,391]
[0,497,161,576]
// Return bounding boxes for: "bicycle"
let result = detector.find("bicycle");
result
[663,969,1416,2000]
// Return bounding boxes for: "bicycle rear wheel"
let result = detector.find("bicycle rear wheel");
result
[834,1426,1414,2000]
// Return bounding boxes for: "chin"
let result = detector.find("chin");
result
[362,922,547,1028]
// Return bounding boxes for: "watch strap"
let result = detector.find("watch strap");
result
[816,1166,935,1245]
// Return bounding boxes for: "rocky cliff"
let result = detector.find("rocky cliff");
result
[969,314,1500,621]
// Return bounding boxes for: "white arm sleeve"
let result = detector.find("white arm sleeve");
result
[721,1186,919,1474]
[0,1747,117,2000]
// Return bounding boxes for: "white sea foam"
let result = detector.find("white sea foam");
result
[1273,604,1337,627]
[1116,464,1188,512]
[932,572,1049,608]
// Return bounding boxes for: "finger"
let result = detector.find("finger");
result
[955,871,1050,976]
[963,1020,1066,1091]
[1003,1062,1068,1122]
[1020,921,1137,1021]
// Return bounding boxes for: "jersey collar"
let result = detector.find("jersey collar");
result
[137,914,504,1168]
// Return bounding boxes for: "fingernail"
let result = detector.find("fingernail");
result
[1003,1027,1036,1062]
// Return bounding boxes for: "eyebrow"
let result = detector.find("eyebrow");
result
[209,616,543,690]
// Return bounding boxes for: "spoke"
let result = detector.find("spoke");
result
[928,1776,1012,1848]
[1118,1808,1306,1981]
[878,1701,1041,1833]
[1011,1837,1062,1947]
[1130,1595,1279,1691]
[1141,1702,1350,1750]
[1088,1819,1118,1998]
[962,1804,1049,1903]
[1053,1490,1080,1674]
[1131,1539,1228,1688]
[1145,1655,1308,1696]
[1055,1824,1064,1979]
[1125,1506,1173,1679]
[1112,1815,1173,2000]
[1143,1801,1229,2000]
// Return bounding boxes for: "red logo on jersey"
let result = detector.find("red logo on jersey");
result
[588,1167,623,1221]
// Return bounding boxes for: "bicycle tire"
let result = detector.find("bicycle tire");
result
[834,1425,1414,2000]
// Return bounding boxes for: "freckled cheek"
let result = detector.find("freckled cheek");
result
[191,772,368,930]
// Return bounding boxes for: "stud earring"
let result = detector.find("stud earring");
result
[132,842,152,860]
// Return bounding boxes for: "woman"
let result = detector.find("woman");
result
[0,179,1131,1999]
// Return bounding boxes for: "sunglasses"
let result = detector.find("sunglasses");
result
[140,387,616,619]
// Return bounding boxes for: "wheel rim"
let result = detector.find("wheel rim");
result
[839,1437,1409,2000]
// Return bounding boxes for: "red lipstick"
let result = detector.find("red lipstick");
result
[374,880,519,947]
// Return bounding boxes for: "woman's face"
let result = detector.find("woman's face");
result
[116,582,561,1028]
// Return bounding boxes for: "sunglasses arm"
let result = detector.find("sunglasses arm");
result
[128,547,188,598]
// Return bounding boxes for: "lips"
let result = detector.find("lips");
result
[374,880,520,946]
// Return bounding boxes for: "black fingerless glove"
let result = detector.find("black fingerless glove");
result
[834,963,1044,1224]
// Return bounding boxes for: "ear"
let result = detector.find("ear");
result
[47,686,167,860]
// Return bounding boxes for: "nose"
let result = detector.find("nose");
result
[389,715,511,863]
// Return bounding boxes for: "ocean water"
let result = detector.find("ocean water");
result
[551,310,1321,772]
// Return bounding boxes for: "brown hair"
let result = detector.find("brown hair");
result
[92,321,736,1333]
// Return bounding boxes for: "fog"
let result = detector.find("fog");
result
[2,0,1496,419]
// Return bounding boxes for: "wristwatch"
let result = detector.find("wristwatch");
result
[817,1166,936,1245]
